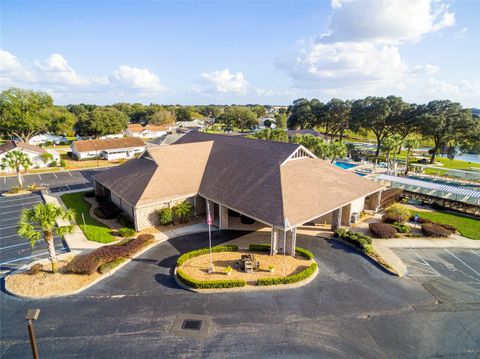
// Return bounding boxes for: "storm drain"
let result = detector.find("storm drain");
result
[182,319,202,330]
[171,314,211,338]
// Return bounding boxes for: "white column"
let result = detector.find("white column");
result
[219,205,229,230]
[270,226,278,255]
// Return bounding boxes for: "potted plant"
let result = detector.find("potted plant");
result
[268,264,275,273]
[224,266,232,276]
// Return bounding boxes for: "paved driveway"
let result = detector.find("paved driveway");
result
[0,168,108,194]
[0,193,68,275]
[1,231,479,358]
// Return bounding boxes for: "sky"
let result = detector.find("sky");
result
[0,0,479,107]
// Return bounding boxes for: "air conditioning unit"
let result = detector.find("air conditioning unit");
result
[350,212,360,223]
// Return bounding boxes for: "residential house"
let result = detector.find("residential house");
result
[28,134,67,146]
[125,124,172,138]
[0,141,60,172]
[71,137,146,161]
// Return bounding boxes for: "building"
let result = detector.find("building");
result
[125,124,172,138]
[28,134,67,146]
[93,133,383,255]
[0,141,60,172]
[176,120,205,133]
[71,138,146,161]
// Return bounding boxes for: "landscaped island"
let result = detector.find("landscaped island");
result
[176,244,318,290]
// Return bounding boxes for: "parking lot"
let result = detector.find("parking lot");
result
[393,247,480,303]
[0,168,107,193]
[0,193,68,274]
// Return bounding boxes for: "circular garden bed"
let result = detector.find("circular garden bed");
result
[175,244,318,290]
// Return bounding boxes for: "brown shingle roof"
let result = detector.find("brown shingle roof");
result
[72,137,146,153]
[0,141,47,155]
[94,132,383,227]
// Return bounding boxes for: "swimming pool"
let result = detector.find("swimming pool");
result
[334,161,358,170]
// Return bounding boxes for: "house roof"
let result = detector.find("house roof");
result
[0,141,47,155]
[126,124,144,132]
[127,123,171,133]
[94,132,383,227]
[72,137,146,153]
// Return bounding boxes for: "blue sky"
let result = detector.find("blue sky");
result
[1,0,479,106]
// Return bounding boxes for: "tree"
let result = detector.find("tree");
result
[274,113,287,129]
[18,203,75,273]
[404,136,419,175]
[43,106,77,137]
[263,119,273,128]
[176,107,193,122]
[292,134,331,159]
[418,100,476,163]
[147,108,176,126]
[320,99,352,142]
[0,151,33,189]
[250,105,266,118]
[218,106,258,132]
[328,142,347,163]
[287,98,316,130]
[40,152,54,165]
[172,201,193,223]
[75,107,128,138]
[247,128,289,142]
[0,88,55,142]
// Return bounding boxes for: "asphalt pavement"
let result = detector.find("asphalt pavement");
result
[0,193,68,275]
[1,231,479,358]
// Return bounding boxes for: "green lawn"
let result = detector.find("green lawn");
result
[61,191,116,243]
[410,209,480,240]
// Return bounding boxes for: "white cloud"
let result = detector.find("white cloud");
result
[111,65,166,92]
[411,64,440,75]
[324,0,455,44]
[200,69,250,94]
[0,49,167,102]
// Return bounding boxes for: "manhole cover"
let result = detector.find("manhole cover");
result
[182,319,202,330]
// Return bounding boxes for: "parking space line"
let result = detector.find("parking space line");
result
[1,208,30,215]
[0,242,29,250]
[0,196,39,203]
[0,225,19,230]
[0,233,20,239]
[469,250,480,258]
[37,174,42,180]
[67,170,73,177]
[410,248,440,276]
[445,249,480,280]
[0,249,68,265]
[53,172,58,178]
[1,201,41,208]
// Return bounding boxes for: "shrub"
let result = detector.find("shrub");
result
[392,222,410,233]
[334,228,347,238]
[295,247,314,260]
[363,244,374,255]
[256,263,318,286]
[27,183,39,191]
[177,269,246,289]
[383,204,410,223]
[27,263,43,275]
[437,223,457,233]
[157,207,173,225]
[60,159,66,167]
[248,244,271,252]
[177,245,239,266]
[172,201,193,223]
[369,223,397,238]
[98,257,127,274]
[67,235,155,274]
[340,230,373,248]
[117,227,136,238]
[9,185,20,194]
[421,223,451,237]
[49,160,58,167]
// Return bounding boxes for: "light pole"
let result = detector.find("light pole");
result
[25,309,40,359]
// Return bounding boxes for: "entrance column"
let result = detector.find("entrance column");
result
[285,226,297,256]
[270,226,278,255]
[331,207,342,231]
[219,205,229,230]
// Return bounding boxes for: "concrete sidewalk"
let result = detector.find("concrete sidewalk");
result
[374,237,480,249]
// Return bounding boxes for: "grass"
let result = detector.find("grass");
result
[410,209,480,240]
[61,191,116,243]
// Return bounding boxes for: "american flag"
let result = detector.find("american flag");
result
[207,215,213,225]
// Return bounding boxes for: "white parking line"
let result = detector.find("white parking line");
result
[409,248,440,276]
[1,200,41,209]
[37,174,42,180]
[0,195,38,203]
[53,172,58,178]
[67,170,73,177]
[445,249,480,279]
[470,250,480,258]
[0,242,29,250]
[0,233,19,239]
[0,249,68,265]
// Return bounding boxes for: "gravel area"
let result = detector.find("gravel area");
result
[5,260,100,298]
[179,250,313,285]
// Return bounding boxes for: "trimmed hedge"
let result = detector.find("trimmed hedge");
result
[392,222,410,233]
[421,223,451,237]
[98,257,127,274]
[67,234,155,274]
[177,268,246,289]
[256,263,318,286]
[118,227,136,238]
[334,228,373,252]
[247,244,314,260]
[369,223,397,239]
[383,204,410,223]
[176,245,239,266]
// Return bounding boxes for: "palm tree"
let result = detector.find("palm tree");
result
[18,203,75,273]
[329,142,347,164]
[172,201,193,223]
[0,150,33,189]
[404,137,420,175]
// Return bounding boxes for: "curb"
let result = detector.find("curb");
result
[173,264,319,294]
[333,237,403,277]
